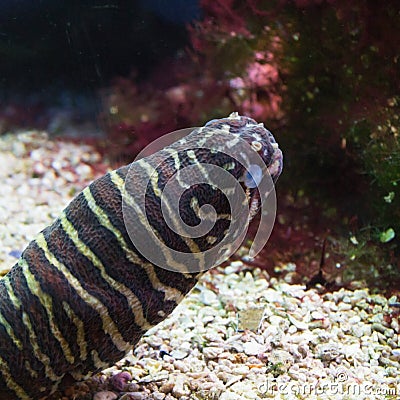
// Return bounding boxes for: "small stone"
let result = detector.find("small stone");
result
[288,314,308,330]
[372,323,386,334]
[172,375,190,397]
[390,318,399,332]
[231,365,250,376]
[152,393,166,400]
[238,308,265,331]
[311,311,325,320]
[203,346,224,359]
[263,288,283,303]
[379,356,398,367]
[283,272,299,283]
[337,302,352,311]
[12,141,26,157]
[297,343,309,358]
[309,320,326,329]
[269,315,286,327]
[75,163,93,180]
[202,315,215,324]
[170,348,190,360]
[159,382,174,394]
[173,360,190,373]
[127,383,140,392]
[199,288,219,305]
[119,393,147,400]
[225,375,242,388]
[144,335,163,347]
[384,328,394,338]
[342,295,352,303]
[351,323,371,338]
[391,349,400,357]
[62,170,77,182]
[33,162,46,176]
[243,341,264,356]
[348,315,361,324]
[318,344,341,362]
[140,372,169,383]
[93,391,118,400]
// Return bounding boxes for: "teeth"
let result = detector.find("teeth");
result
[268,147,283,178]
[268,160,280,177]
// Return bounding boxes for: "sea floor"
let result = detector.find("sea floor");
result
[0,131,399,400]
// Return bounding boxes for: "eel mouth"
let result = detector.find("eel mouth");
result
[250,140,282,218]
[248,143,283,219]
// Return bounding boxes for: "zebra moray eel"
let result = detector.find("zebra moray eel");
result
[0,113,283,399]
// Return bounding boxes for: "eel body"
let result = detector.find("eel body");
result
[0,113,283,399]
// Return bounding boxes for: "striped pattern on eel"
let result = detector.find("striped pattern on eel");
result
[0,113,283,399]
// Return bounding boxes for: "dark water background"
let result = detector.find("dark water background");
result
[0,1,199,110]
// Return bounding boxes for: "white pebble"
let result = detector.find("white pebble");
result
[120,393,147,400]
[203,346,224,359]
[172,375,190,397]
[170,348,190,360]
[243,341,264,356]
[391,349,400,357]
[151,393,166,400]
[288,314,308,330]
[199,288,219,305]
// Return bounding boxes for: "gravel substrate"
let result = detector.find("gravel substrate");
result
[1,131,399,400]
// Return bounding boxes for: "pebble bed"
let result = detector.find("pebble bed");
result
[1,131,399,400]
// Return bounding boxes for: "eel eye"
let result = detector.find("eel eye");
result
[244,164,263,188]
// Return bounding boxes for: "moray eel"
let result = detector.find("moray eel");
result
[0,113,283,399]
